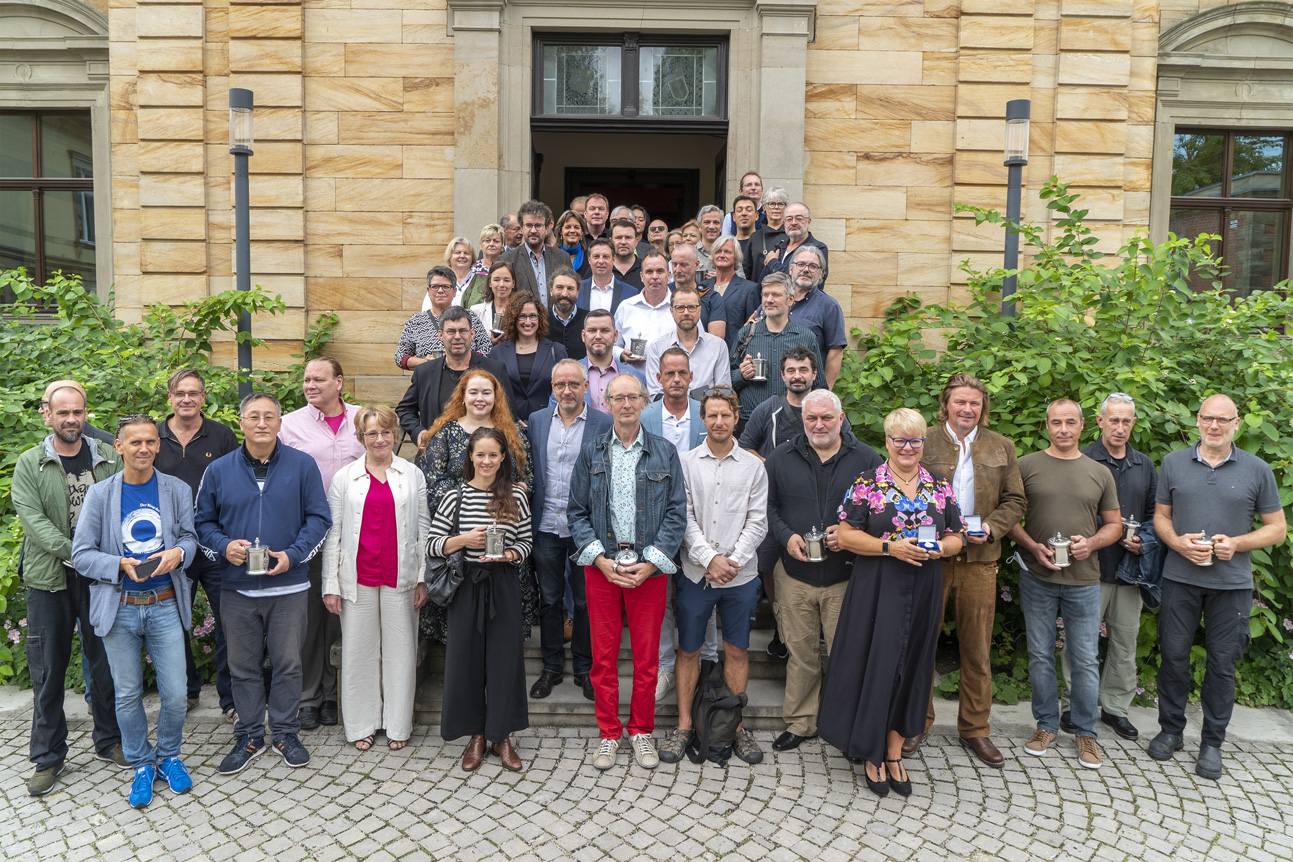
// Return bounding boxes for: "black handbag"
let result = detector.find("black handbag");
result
[424,485,466,607]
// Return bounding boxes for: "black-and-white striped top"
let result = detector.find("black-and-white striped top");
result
[428,483,533,563]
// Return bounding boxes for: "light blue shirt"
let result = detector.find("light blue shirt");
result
[574,426,676,574]
[539,404,587,537]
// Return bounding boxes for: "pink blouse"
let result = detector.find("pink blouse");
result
[356,469,398,588]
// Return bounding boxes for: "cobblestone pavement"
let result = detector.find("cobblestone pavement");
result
[4,708,1292,862]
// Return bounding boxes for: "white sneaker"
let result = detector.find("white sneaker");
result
[655,671,675,702]
[592,738,620,771]
[631,734,659,769]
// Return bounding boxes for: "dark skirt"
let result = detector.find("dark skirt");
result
[818,554,944,766]
[420,557,538,644]
[441,562,529,742]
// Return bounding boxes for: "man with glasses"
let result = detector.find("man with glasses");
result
[14,383,126,796]
[670,243,727,341]
[280,358,366,732]
[501,200,571,305]
[730,273,826,426]
[527,360,612,702]
[646,219,669,255]
[395,266,492,369]
[196,393,332,776]
[1150,395,1285,779]
[643,286,732,398]
[748,188,789,282]
[1007,399,1122,770]
[785,246,846,388]
[154,369,239,721]
[568,374,688,771]
[761,202,829,283]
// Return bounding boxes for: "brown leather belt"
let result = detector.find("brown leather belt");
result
[120,587,176,605]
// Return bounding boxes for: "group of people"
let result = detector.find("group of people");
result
[13,179,1285,809]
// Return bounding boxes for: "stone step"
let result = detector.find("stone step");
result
[518,626,795,680]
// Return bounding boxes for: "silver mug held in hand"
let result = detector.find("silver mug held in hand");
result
[1192,531,1215,566]
[492,313,504,335]
[246,538,269,576]
[614,543,640,568]
[1047,532,1072,568]
[804,526,827,562]
[483,523,507,559]
[629,337,647,360]
[750,352,768,382]
[1121,517,1140,543]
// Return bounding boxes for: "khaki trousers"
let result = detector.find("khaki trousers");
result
[1061,580,1143,719]
[925,558,998,738]
[771,563,847,737]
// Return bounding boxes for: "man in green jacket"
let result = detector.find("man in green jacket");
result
[12,384,126,796]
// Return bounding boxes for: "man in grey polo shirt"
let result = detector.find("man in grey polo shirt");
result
[1149,394,1285,780]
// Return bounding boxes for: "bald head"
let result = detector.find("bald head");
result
[43,379,87,402]
[1200,394,1237,417]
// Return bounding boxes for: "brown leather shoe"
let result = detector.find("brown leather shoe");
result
[492,737,523,772]
[960,735,1005,768]
[461,735,486,772]
[901,732,927,757]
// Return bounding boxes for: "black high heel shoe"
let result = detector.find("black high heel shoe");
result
[864,761,889,797]
[885,758,912,797]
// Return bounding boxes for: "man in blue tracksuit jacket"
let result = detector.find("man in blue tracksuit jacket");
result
[195,393,331,776]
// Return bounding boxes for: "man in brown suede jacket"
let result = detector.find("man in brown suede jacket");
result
[904,373,1027,767]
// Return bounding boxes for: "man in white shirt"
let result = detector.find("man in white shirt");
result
[614,250,675,372]
[643,286,732,399]
[658,388,768,766]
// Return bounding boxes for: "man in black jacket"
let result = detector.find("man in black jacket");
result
[547,269,587,361]
[395,307,511,450]
[764,389,880,752]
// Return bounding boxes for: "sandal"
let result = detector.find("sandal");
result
[388,738,408,751]
[354,735,376,751]
[885,758,912,797]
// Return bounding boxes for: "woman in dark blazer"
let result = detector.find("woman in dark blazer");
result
[488,291,568,422]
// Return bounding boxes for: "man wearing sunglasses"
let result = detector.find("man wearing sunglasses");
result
[1150,394,1284,780]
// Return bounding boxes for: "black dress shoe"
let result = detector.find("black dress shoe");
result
[529,670,563,699]
[1059,710,1078,734]
[1100,710,1139,740]
[298,706,321,730]
[319,701,339,726]
[863,763,889,797]
[885,759,912,797]
[574,674,595,702]
[772,731,817,752]
[1147,731,1184,761]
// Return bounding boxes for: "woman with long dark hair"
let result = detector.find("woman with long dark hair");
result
[488,290,568,421]
[428,427,532,771]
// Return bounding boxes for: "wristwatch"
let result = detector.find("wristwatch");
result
[882,540,890,557]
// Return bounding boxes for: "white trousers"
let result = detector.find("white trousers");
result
[339,584,419,742]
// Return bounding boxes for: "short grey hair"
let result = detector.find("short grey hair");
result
[239,392,282,418]
[802,389,842,414]
[761,187,788,206]
[551,358,587,382]
[1099,393,1136,416]
[760,271,792,296]
[671,243,699,263]
[711,234,744,271]
[607,373,648,399]
[696,204,723,222]
[790,244,826,271]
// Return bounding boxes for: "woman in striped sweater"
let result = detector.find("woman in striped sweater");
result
[429,427,532,772]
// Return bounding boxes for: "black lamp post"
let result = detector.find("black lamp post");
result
[229,88,255,399]
[1001,99,1030,317]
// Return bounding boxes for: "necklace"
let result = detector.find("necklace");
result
[887,462,919,487]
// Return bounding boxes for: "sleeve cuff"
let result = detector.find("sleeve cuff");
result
[574,540,606,567]
[644,546,677,574]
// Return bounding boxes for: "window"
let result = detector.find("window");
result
[533,33,727,131]
[1169,130,1291,295]
[0,110,97,302]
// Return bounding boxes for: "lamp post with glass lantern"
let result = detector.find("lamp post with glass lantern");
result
[229,88,255,399]
[1002,99,1030,317]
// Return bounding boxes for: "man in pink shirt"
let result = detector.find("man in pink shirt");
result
[279,357,366,730]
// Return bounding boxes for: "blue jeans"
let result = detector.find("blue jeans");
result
[102,597,188,766]
[1019,569,1100,736]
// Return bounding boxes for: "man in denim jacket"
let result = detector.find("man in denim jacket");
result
[568,373,687,772]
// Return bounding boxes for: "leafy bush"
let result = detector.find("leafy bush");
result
[0,268,338,684]
[837,178,1293,707]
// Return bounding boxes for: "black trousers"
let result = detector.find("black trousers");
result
[534,531,590,676]
[26,573,121,769]
[1157,578,1251,747]
[182,554,234,712]
[441,562,528,743]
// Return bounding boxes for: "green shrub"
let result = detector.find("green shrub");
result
[837,177,1293,708]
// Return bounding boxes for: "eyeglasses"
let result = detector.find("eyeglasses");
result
[672,304,701,312]
[428,283,455,292]
[791,262,821,271]
[363,430,394,441]
[517,313,540,321]
[889,436,925,450]
[764,201,787,209]
[1198,415,1237,426]
[170,390,204,400]
[553,381,584,390]
[606,394,644,405]
[703,386,735,396]
[648,225,666,232]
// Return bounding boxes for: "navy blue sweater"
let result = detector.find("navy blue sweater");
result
[195,441,332,592]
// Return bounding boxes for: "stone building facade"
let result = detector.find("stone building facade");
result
[3,0,1291,402]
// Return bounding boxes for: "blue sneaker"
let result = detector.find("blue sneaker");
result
[272,733,310,767]
[129,764,155,808]
[218,735,265,775]
[156,757,193,794]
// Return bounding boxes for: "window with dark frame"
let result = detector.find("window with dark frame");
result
[1,110,97,304]
[532,33,728,133]
[1169,129,1291,296]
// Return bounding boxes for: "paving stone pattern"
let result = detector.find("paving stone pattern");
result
[4,715,1292,862]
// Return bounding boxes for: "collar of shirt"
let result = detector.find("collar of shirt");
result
[611,425,645,453]
[946,421,978,451]
[158,415,209,441]
[699,440,744,462]
[1192,442,1236,465]
[553,305,578,325]
[632,292,670,310]
[591,277,615,291]
[588,357,620,375]
[551,402,588,423]
[527,247,543,263]
[306,403,349,427]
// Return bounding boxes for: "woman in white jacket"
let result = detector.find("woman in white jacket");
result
[322,404,431,750]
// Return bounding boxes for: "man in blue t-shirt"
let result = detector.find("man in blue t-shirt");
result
[71,415,198,809]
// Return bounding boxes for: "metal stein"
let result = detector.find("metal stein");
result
[1121,517,1141,543]
[614,543,640,568]
[804,526,827,562]
[629,337,647,359]
[1192,531,1215,566]
[246,538,269,576]
[484,523,507,559]
[1047,532,1072,568]
[750,352,768,382]
[491,312,504,335]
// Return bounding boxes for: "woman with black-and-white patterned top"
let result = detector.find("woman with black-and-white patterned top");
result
[428,426,532,773]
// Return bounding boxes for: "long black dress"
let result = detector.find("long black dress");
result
[818,462,963,767]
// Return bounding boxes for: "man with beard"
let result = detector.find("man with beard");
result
[669,243,726,341]
[15,384,126,796]
[761,202,829,282]
[785,246,846,388]
[730,273,825,426]
[547,269,587,360]
[579,310,646,414]
[643,286,731,398]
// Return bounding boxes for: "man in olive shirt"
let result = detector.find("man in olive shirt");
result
[1149,394,1285,780]
[1007,399,1121,770]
